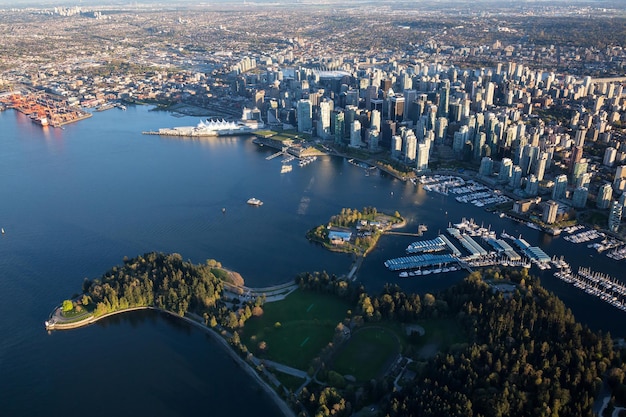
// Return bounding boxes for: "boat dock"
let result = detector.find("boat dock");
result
[554,266,626,312]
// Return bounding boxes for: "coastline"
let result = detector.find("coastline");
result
[46,305,296,417]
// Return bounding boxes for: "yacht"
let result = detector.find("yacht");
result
[247,198,263,206]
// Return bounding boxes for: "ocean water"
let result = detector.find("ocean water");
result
[0,105,624,416]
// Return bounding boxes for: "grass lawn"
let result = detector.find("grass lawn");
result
[332,327,400,382]
[243,289,351,370]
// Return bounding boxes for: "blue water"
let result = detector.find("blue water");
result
[0,105,624,416]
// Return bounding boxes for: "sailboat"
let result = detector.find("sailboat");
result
[1,228,4,234]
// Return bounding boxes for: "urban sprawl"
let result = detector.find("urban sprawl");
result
[2,2,626,236]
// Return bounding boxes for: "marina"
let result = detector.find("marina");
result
[554,266,626,312]
[383,214,565,278]
[420,175,511,207]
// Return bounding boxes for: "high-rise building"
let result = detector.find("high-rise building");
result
[574,127,587,147]
[614,165,626,192]
[499,158,513,183]
[577,172,592,189]
[608,200,623,232]
[597,183,613,209]
[542,200,559,224]
[391,135,402,158]
[484,82,495,106]
[569,146,584,173]
[479,157,493,177]
[453,126,469,153]
[526,175,539,196]
[344,105,358,139]
[572,159,588,183]
[388,95,405,122]
[552,174,568,200]
[297,99,312,133]
[437,80,450,117]
[403,129,417,163]
[333,111,345,144]
[370,109,381,132]
[381,120,396,149]
[349,120,362,148]
[368,130,379,152]
[416,141,430,172]
[510,166,523,189]
[317,100,332,139]
[535,151,548,181]
[435,117,448,144]
[474,132,486,160]
[572,187,589,208]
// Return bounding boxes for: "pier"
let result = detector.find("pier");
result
[266,151,284,160]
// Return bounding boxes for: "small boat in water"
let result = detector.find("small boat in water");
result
[247,198,263,206]
[1,228,4,234]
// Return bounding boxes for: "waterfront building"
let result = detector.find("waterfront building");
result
[604,147,617,167]
[510,166,523,189]
[552,174,568,200]
[399,127,417,162]
[453,125,469,153]
[391,135,402,158]
[381,120,396,149]
[526,174,539,196]
[317,100,332,139]
[572,186,589,208]
[597,183,613,209]
[479,157,493,177]
[608,200,623,233]
[416,141,429,172]
[349,120,362,148]
[333,111,345,144]
[368,130,380,152]
[499,158,513,184]
[297,99,312,133]
[542,200,559,224]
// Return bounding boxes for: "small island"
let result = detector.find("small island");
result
[306,206,405,256]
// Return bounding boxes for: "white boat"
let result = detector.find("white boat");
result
[247,198,263,206]
[1,228,4,234]
[399,271,409,278]
[281,164,293,174]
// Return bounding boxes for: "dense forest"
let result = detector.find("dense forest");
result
[79,252,260,331]
[296,268,626,417]
[73,255,626,416]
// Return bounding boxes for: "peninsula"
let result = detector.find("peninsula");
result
[48,252,626,416]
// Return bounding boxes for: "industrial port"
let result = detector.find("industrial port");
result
[0,90,92,128]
